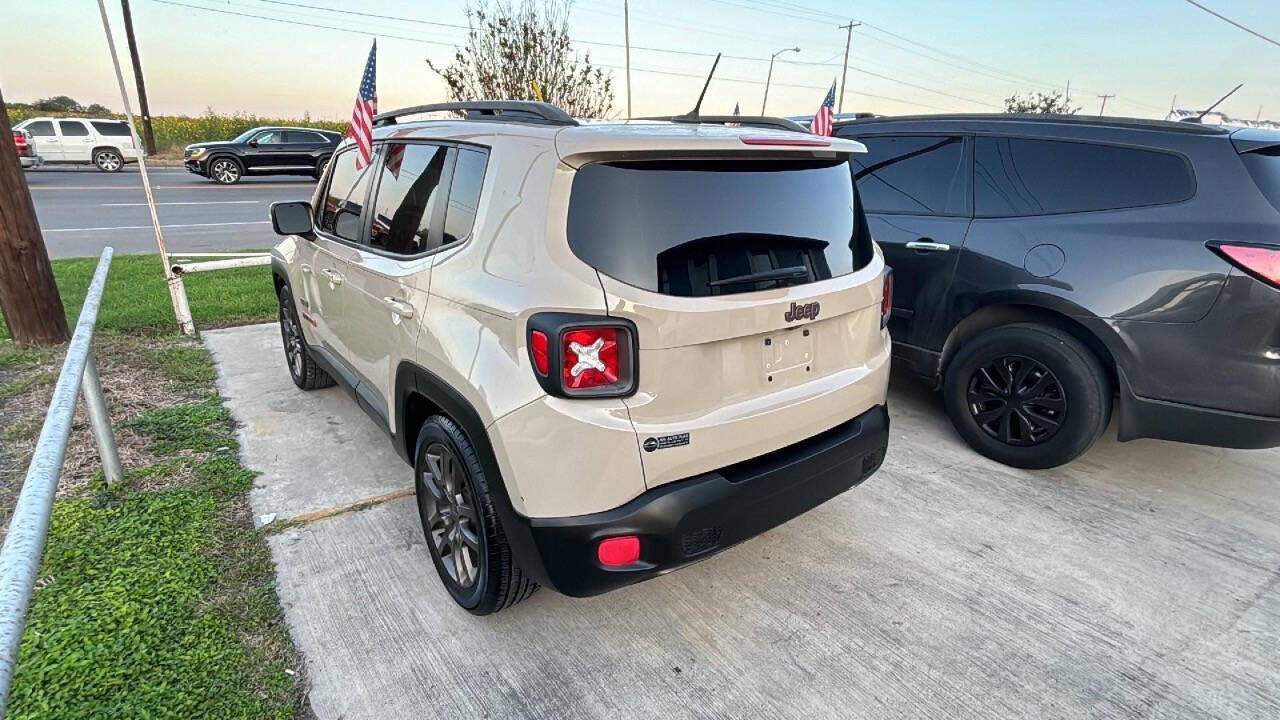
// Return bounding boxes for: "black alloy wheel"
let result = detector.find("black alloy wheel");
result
[966,355,1066,446]
[417,443,485,590]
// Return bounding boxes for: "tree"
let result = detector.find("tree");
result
[0,87,69,346]
[428,0,614,118]
[1003,90,1079,115]
[32,95,83,113]
[85,103,112,115]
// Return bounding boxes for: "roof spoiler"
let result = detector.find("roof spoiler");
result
[1230,128,1280,154]
[373,101,578,128]
[643,115,808,133]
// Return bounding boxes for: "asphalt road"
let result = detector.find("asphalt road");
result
[25,165,316,259]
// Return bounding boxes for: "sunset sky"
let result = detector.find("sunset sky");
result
[3,0,1277,123]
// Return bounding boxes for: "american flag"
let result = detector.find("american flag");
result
[811,81,836,137]
[348,41,377,170]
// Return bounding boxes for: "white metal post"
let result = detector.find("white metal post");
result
[96,0,197,337]
[80,351,122,486]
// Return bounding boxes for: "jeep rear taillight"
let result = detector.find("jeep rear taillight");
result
[881,268,893,329]
[527,314,638,398]
[1212,242,1280,290]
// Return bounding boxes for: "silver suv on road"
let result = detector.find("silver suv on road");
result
[269,101,893,614]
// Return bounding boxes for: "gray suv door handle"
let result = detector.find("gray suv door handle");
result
[319,268,344,286]
[905,241,952,253]
[383,297,414,318]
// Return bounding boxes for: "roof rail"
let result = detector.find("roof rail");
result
[373,101,578,128]
[645,115,808,133]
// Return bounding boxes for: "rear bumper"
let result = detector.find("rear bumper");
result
[1117,370,1280,449]
[19,156,42,169]
[515,404,889,597]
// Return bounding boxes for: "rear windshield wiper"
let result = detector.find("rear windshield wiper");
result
[707,265,810,287]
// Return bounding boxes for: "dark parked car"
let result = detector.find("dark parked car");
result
[835,114,1280,468]
[184,126,342,184]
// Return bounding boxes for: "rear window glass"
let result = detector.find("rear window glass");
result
[367,143,447,256]
[1241,149,1280,213]
[91,121,132,136]
[975,137,1194,217]
[443,148,487,245]
[566,159,873,297]
[851,135,967,215]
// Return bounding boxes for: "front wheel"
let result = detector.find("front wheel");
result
[94,148,123,172]
[209,156,243,184]
[414,415,537,615]
[942,323,1111,469]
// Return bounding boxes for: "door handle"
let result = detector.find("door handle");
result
[300,263,312,275]
[382,297,414,319]
[905,240,952,253]
[319,268,344,286]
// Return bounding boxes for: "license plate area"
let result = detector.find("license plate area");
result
[762,329,814,385]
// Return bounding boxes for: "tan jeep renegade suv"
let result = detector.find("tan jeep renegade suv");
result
[269,101,892,615]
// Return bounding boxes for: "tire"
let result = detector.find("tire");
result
[313,155,330,180]
[277,286,335,390]
[942,323,1111,469]
[94,148,123,172]
[209,156,243,184]
[414,415,537,615]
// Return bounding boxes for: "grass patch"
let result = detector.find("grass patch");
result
[0,254,277,341]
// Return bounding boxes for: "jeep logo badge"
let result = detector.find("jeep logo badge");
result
[784,301,820,323]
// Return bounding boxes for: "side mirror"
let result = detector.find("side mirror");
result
[270,201,315,239]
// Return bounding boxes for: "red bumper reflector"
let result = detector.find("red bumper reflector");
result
[597,536,640,566]
[530,330,550,375]
[739,135,831,147]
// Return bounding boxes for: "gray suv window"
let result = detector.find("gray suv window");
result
[975,137,1194,217]
[318,149,372,242]
[851,135,967,215]
[367,143,448,256]
[567,158,873,297]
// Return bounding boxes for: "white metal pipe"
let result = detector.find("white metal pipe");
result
[96,0,195,337]
[0,249,114,714]
[170,252,272,259]
[172,256,272,274]
[80,352,122,487]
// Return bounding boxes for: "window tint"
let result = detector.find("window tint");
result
[443,148,487,245]
[975,137,1194,217]
[367,143,448,255]
[567,159,873,297]
[252,130,284,145]
[285,131,324,144]
[318,150,372,242]
[58,121,90,137]
[851,135,967,215]
[25,121,55,137]
[91,121,132,137]
[1241,149,1280,214]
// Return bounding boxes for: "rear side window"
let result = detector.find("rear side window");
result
[443,148,487,245]
[1241,149,1280,213]
[851,135,967,215]
[285,131,325,143]
[567,158,873,297]
[975,137,1194,217]
[318,149,372,242]
[25,121,55,137]
[58,121,90,137]
[366,143,448,255]
[91,121,132,137]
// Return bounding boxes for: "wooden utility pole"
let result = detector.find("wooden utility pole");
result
[120,0,157,156]
[837,21,860,114]
[0,87,69,346]
[1097,94,1115,116]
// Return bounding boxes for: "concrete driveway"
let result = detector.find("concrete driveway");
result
[207,324,1280,720]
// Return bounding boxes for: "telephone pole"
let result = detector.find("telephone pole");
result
[623,0,632,118]
[0,86,69,347]
[1097,94,1115,116]
[120,0,157,156]
[837,21,861,114]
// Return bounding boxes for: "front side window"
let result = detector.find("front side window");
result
[318,149,372,242]
[974,137,1195,217]
[252,130,284,145]
[367,143,448,255]
[849,135,967,215]
[25,121,55,137]
[91,121,132,137]
[567,158,873,297]
[443,148,488,245]
[58,121,90,137]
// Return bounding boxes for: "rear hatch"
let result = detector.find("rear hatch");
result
[559,128,889,488]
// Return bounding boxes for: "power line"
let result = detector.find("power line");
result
[1181,0,1280,48]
